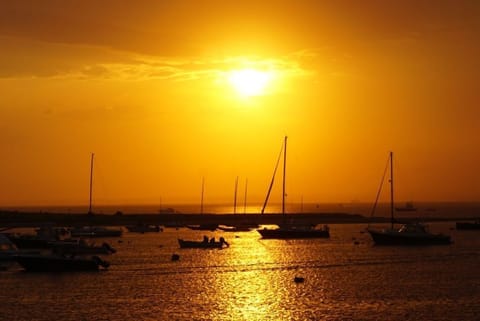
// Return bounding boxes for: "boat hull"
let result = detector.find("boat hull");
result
[14,255,108,272]
[126,225,162,233]
[178,239,226,249]
[50,241,116,255]
[368,229,451,246]
[257,228,330,239]
[217,226,252,232]
[7,235,52,249]
[70,228,122,238]
[455,222,480,230]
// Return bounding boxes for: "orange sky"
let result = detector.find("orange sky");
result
[0,1,479,207]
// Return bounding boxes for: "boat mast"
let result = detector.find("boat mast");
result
[200,177,205,215]
[88,153,94,215]
[261,138,285,214]
[390,151,394,229]
[243,178,248,214]
[233,176,238,214]
[282,136,287,216]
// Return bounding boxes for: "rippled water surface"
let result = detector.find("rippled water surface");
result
[1,223,480,321]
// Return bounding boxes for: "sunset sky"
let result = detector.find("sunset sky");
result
[1,1,479,208]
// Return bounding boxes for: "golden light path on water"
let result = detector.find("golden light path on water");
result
[210,236,285,320]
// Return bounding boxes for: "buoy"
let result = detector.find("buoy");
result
[171,254,180,261]
[294,276,305,283]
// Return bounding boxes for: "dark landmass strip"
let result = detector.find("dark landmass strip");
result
[0,210,475,228]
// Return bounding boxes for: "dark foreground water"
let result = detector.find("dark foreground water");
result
[1,223,480,321]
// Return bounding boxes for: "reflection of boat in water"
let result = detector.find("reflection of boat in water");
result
[367,152,451,246]
[126,224,162,233]
[456,220,480,230]
[70,226,123,238]
[178,237,229,249]
[395,202,417,212]
[256,136,330,239]
[14,254,110,272]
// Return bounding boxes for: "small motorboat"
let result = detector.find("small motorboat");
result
[178,236,229,249]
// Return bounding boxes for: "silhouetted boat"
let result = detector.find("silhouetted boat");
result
[456,220,480,230]
[367,152,451,246]
[217,225,253,232]
[220,177,258,232]
[0,234,39,263]
[258,224,330,239]
[6,226,70,249]
[368,222,451,245]
[126,224,162,233]
[50,239,116,255]
[68,154,123,238]
[70,226,123,238]
[395,201,417,212]
[257,136,330,239]
[178,237,229,249]
[14,254,110,272]
[163,222,184,228]
[186,224,218,231]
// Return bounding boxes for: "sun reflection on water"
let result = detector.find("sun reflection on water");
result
[203,234,297,320]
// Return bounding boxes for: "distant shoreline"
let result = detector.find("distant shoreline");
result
[0,211,476,228]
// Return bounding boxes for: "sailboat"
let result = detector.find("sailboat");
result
[257,136,330,239]
[71,153,123,237]
[218,177,258,232]
[367,152,451,245]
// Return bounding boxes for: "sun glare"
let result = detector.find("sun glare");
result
[228,69,272,97]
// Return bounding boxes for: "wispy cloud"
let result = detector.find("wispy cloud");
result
[0,35,318,81]
[64,53,317,82]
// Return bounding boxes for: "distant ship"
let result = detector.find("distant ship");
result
[395,202,417,212]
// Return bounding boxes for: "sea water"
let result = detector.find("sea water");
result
[1,222,479,321]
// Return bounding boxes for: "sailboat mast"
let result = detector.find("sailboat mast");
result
[243,178,248,214]
[88,153,94,215]
[261,138,285,214]
[233,176,238,214]
[282,136,287,215]
[390,151,394,229]
[200,177,205,215]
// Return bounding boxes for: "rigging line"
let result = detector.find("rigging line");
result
[261,138,285,214]
[369,153,391,219]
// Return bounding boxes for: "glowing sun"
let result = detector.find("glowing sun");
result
[228,69,272,97]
